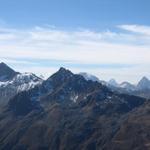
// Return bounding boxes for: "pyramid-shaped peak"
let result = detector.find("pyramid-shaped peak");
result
[0,62,9,67]
[138,76,150,85]
[56,67,73,75]
[137,76,150,90]
[140,76,149,82]
[59,67,71,72]
[0,62,15,72]
[47,67,73,81]
[0,62,19,81]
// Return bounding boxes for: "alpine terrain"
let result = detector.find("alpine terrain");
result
[0,63,149,150]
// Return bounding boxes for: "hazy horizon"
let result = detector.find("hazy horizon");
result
[0,0,150,83]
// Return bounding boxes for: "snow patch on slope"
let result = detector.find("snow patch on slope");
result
[0,72,43,92]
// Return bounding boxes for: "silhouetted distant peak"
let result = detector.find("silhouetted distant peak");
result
[0,62,6,65]
[49,67,73,78]
[137,76,150,90]
[0,62,19,81]
[138,77,150,85]
[140,76,149,82]
[58,67,72,74]
[0,62,14,72]
[0,62,9,68]
[108,79,118,87]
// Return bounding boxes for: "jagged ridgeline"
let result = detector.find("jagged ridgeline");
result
[0,63,149,150]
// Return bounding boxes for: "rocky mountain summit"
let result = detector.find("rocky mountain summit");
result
[0,62,19,81]
[0,63,43,106]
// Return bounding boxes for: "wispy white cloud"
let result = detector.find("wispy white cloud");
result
[0,24,150,83]
[119,24,150,36]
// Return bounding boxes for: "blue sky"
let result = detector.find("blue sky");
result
[0,0,150,83]
[0,0,150,29]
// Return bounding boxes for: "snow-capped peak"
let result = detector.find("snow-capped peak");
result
[0,72,43,92]
[79,72,100,82]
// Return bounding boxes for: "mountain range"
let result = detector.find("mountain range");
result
[108,76,150,92]
[80,72,150,99]
[0,62,150,150]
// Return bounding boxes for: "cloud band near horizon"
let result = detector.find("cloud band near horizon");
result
[0,24,150,83]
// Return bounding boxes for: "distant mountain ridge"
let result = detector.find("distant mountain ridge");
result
[1,62,150,93]
[0,62,150,101]
[79,72,150,97]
